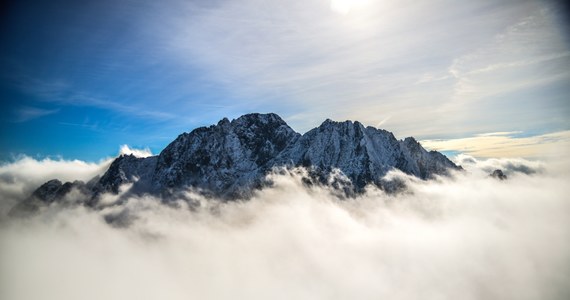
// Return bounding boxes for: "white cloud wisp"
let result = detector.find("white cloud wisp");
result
[119,145,154,158]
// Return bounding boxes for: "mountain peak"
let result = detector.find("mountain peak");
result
[21,113,461,208]
[217,117,230,127]
[403,136,418,144]
[232,112,287,126]
[320,118,361,127]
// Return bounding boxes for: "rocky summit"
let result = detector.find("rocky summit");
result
[16,113,461,211]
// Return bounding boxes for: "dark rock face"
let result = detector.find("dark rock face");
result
[9,179,91,217]
[399,137,460,179]
[31,179,66,203]
[275,120,459,192]
[151,113,300,198]
[94,154,158,195]
[29,179,92,203]
[20,113,462,209]
[490,169,508,180]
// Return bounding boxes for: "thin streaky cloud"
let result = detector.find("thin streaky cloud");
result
[421,130,570,159]
[10,76,176,121]
[155,0,568,138]
[476,131,523,137]
[13,106,60,123]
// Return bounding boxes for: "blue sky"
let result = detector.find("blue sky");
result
[1,0,569,161]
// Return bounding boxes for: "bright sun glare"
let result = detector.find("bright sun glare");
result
[330,0,372,15]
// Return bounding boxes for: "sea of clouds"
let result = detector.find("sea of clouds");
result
[0,151,569,300]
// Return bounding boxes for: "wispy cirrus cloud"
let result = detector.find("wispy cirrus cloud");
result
[151,0,569,137]
[1,0,568,160]
[12,106,60,122]
[8,75,175,121]
[447,9,570,101]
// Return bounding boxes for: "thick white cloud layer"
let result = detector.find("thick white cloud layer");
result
[0,156,112,216]
[0,155,569,300]
[0,145,151,216]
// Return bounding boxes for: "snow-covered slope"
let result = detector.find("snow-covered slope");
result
[275,119,458,192]
[150,113,300,198]
[22,113,461,208]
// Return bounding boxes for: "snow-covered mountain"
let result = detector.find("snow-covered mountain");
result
[20,113,461,208]
[150,113,300,199]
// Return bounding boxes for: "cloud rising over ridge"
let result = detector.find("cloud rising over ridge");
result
[0,153,569,300]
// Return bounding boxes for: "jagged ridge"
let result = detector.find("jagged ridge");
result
[18,113,461,210]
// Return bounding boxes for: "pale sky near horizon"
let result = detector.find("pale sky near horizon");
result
[1,0,569,160]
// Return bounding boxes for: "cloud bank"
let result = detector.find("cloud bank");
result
[0,154,569,300]
[0,145,151,216]
[0,156,111,216]
[421,130,570,159]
